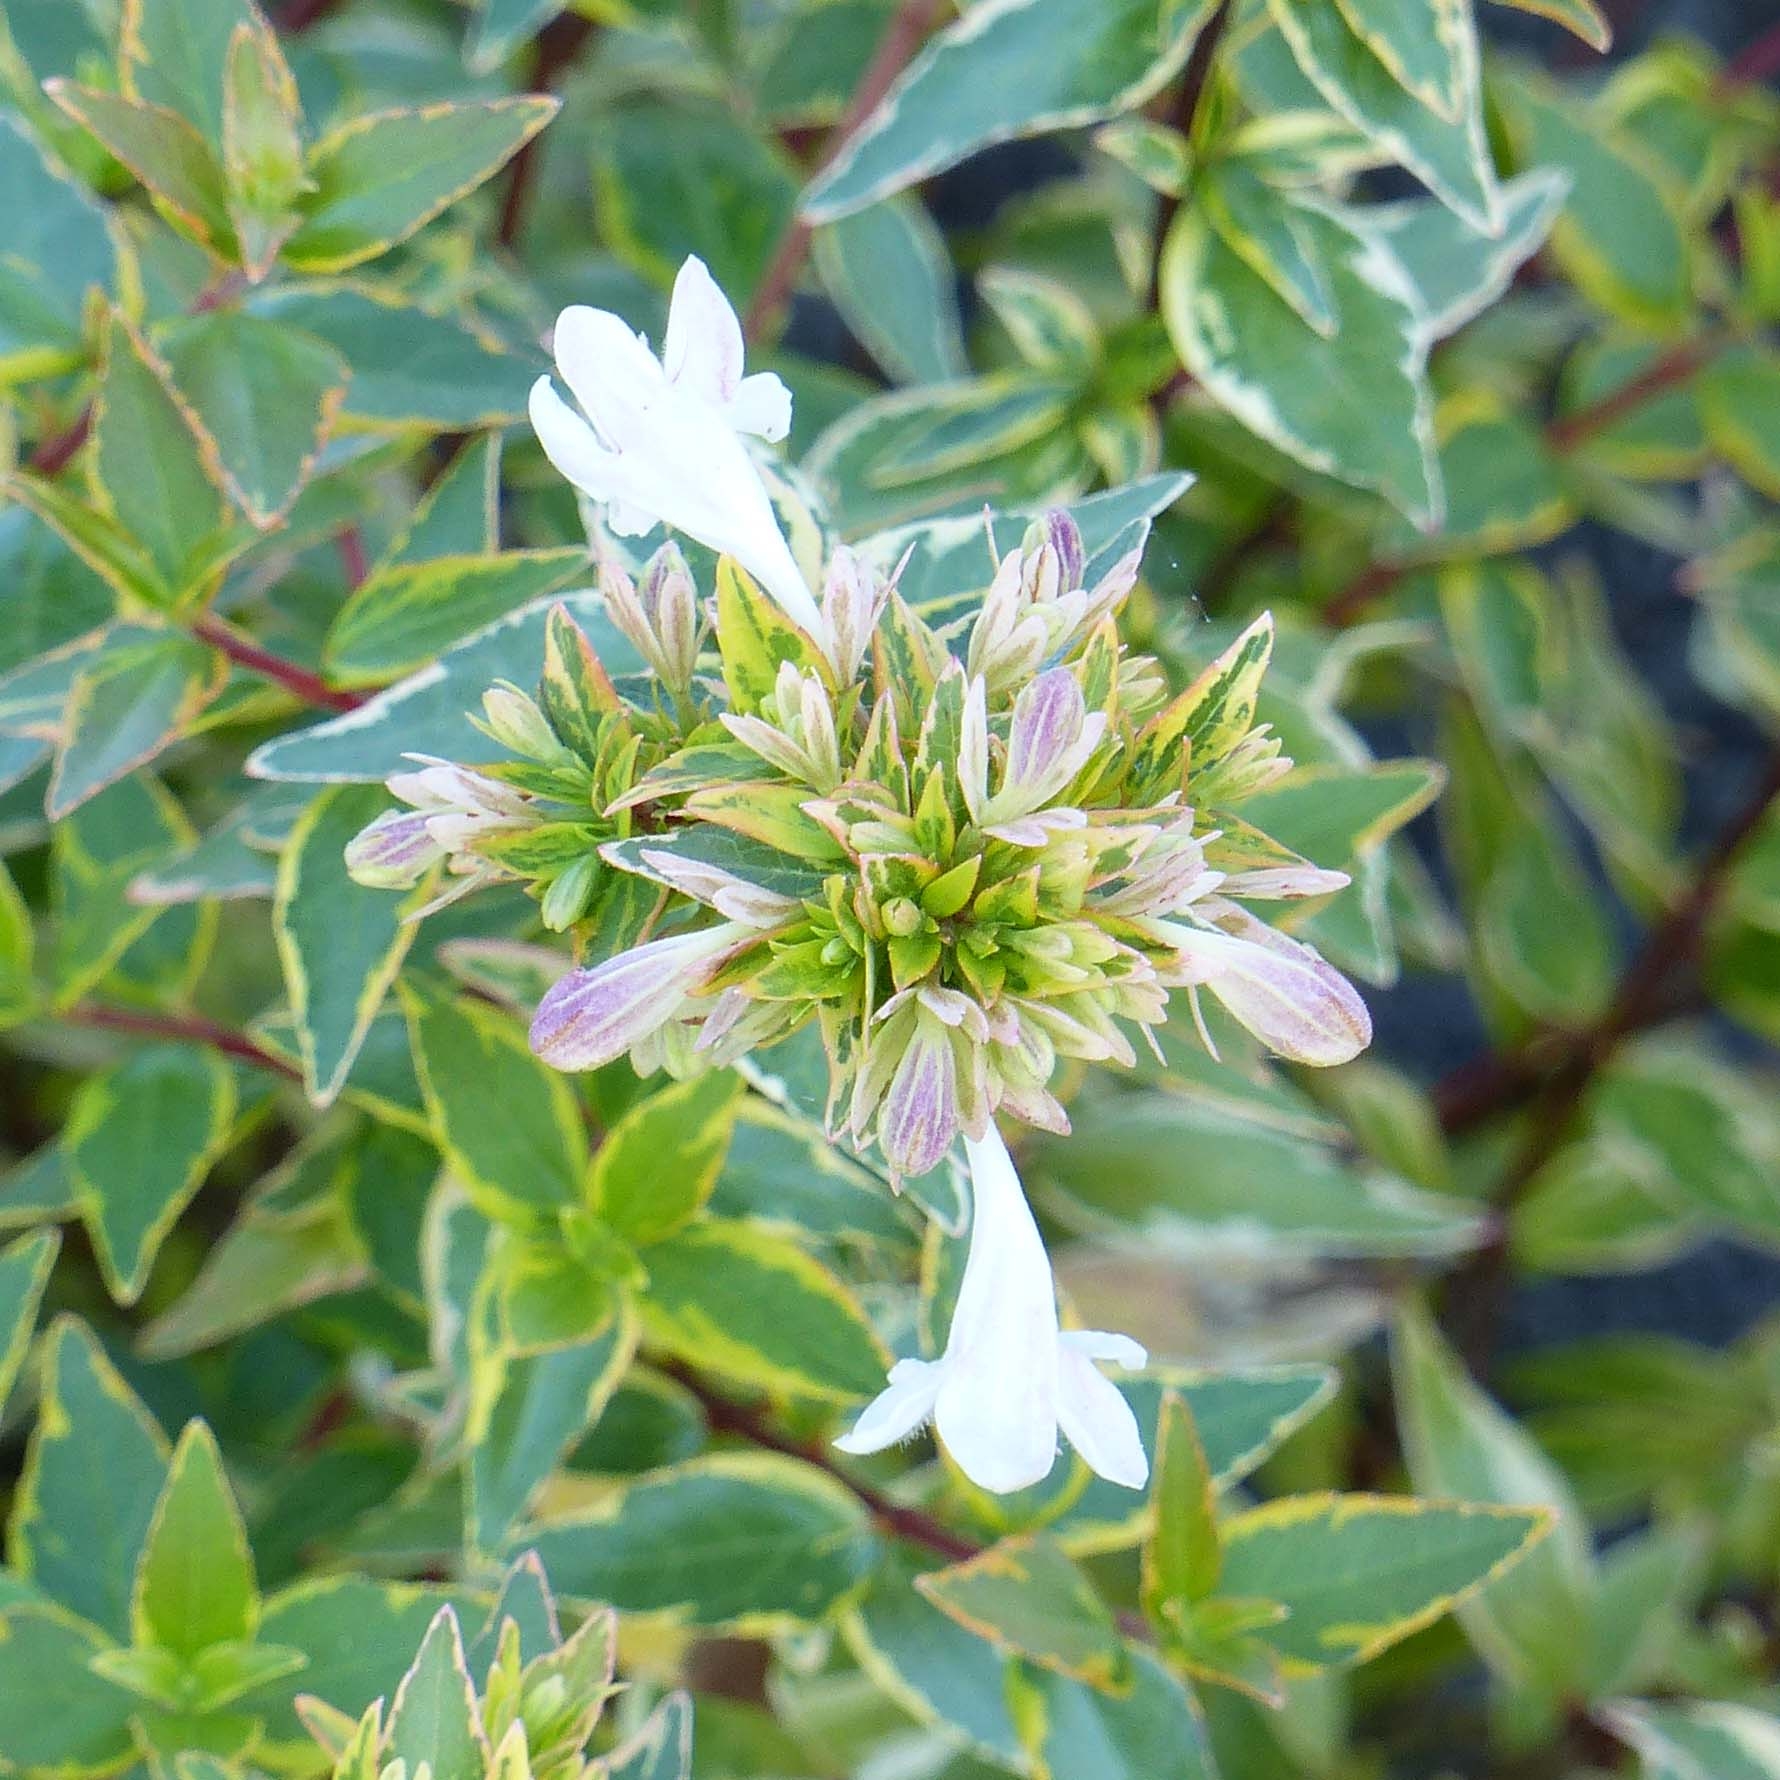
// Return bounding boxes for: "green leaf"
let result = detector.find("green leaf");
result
[1701,345,1780,500]
[597,101,796,300]
[325,549,588,683]
[1377,394,1571,562]
[803,0,1221,223]
[1025,1648,1218,1780]
[10,1316,170,1640]
[467,0,565,74]
[1,474,167,610]
[715,556,826,714]
[1353,171,1569,339]
[0,1145,79,1233]
[806,372,1080,536]
[287,98,558,274]
[916,1535,1127,1688]
[68,1045,238,1304]
[711,1099,908,1247]
[247,1574,473,1746]
[1204,161,1341,338]
[1484,0,1609,49]
[0,860,37,1027]
[122,0,259,149]
[1029,1096,1484,1259]
[385,1608,489,1780]
[843,1546,1025,1767]
[46,80,235,256]
[133,1420,257,1656]
[1510,1135,1688,1276]
[140,1148,370,1358]
[50,629,228,819]
[404,984,588,1221]
[0,112,119,384]
[251,285,539,430]
[0,1603,139,1774]
[529,1452,879,1628]
[52,772,205,1006]
[1593,1042,1780,1242]
[0,1229,58,1415]
[638,1219,889,1404]
[1218,1493,1551,1668]
[1142,1391,1221,1618]
[1605,1701,1780,1779]
[1161,201,1440,527]
[90,309,239,602]
[162,311,350,527]
[602,1692,694,1780]
[1331,0,1470,119]
[248,593,642,784]
[814,198,968,385]
[978,266,1101,377]
[589,1072,744,1247]
[468,1311,636,1554]
[1266,0,1498,231]
[1557,335,1706,480]
[276,785,424,1106]
[1056,1367,1339,1553]
[221,14,308,277]
[383,434,502,567]
[1392,1304,1595,1703]
[1500,71,1691,331]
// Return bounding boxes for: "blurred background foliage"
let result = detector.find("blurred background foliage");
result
[2,0,1780,1776]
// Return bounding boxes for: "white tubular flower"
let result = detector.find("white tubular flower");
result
[837,1124,1149,1496]
[527,255,823,636]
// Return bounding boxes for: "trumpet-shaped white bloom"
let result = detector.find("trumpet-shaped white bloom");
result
[837,1124,1148,1495]
[528,256,823,636]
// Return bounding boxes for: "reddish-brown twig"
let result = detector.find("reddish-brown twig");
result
[191,612,364,712]
[65,1003,303,1081]
[743,0,949,342]
[1445,747,1780,1370]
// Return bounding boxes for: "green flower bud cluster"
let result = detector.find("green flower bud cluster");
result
[438,511,1371,1180]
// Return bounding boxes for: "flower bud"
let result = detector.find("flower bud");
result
[482,682,566,762]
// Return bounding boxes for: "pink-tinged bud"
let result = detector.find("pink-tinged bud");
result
[1157,917,1372,1066]
[983,669,1105,829]
[1042,510,1085,590]
[343,810,442,888]
[878,1013,964,1179]
[529,927,744,1071]
[821,547,884,682]
[641,542,702,692]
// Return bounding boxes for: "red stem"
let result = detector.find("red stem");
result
[1720,21,1780,93]
[66,1004,302,1081]
[191,613,364,713]
[743,0,949,341]
[669,1368,984,1564]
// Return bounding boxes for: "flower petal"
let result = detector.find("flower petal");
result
[833,1358,943,1455]
[529,377,622,509]
[552,303,669,444]
[343,810,441,888]
[1163,921,1371,1066]
[728,371,793,444]
[933,1357,1059,1494]
[1055,1346,1149,1489]
[662,255,744,404]
[529,929,736,1070]
[1060,1329,1148,1370]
